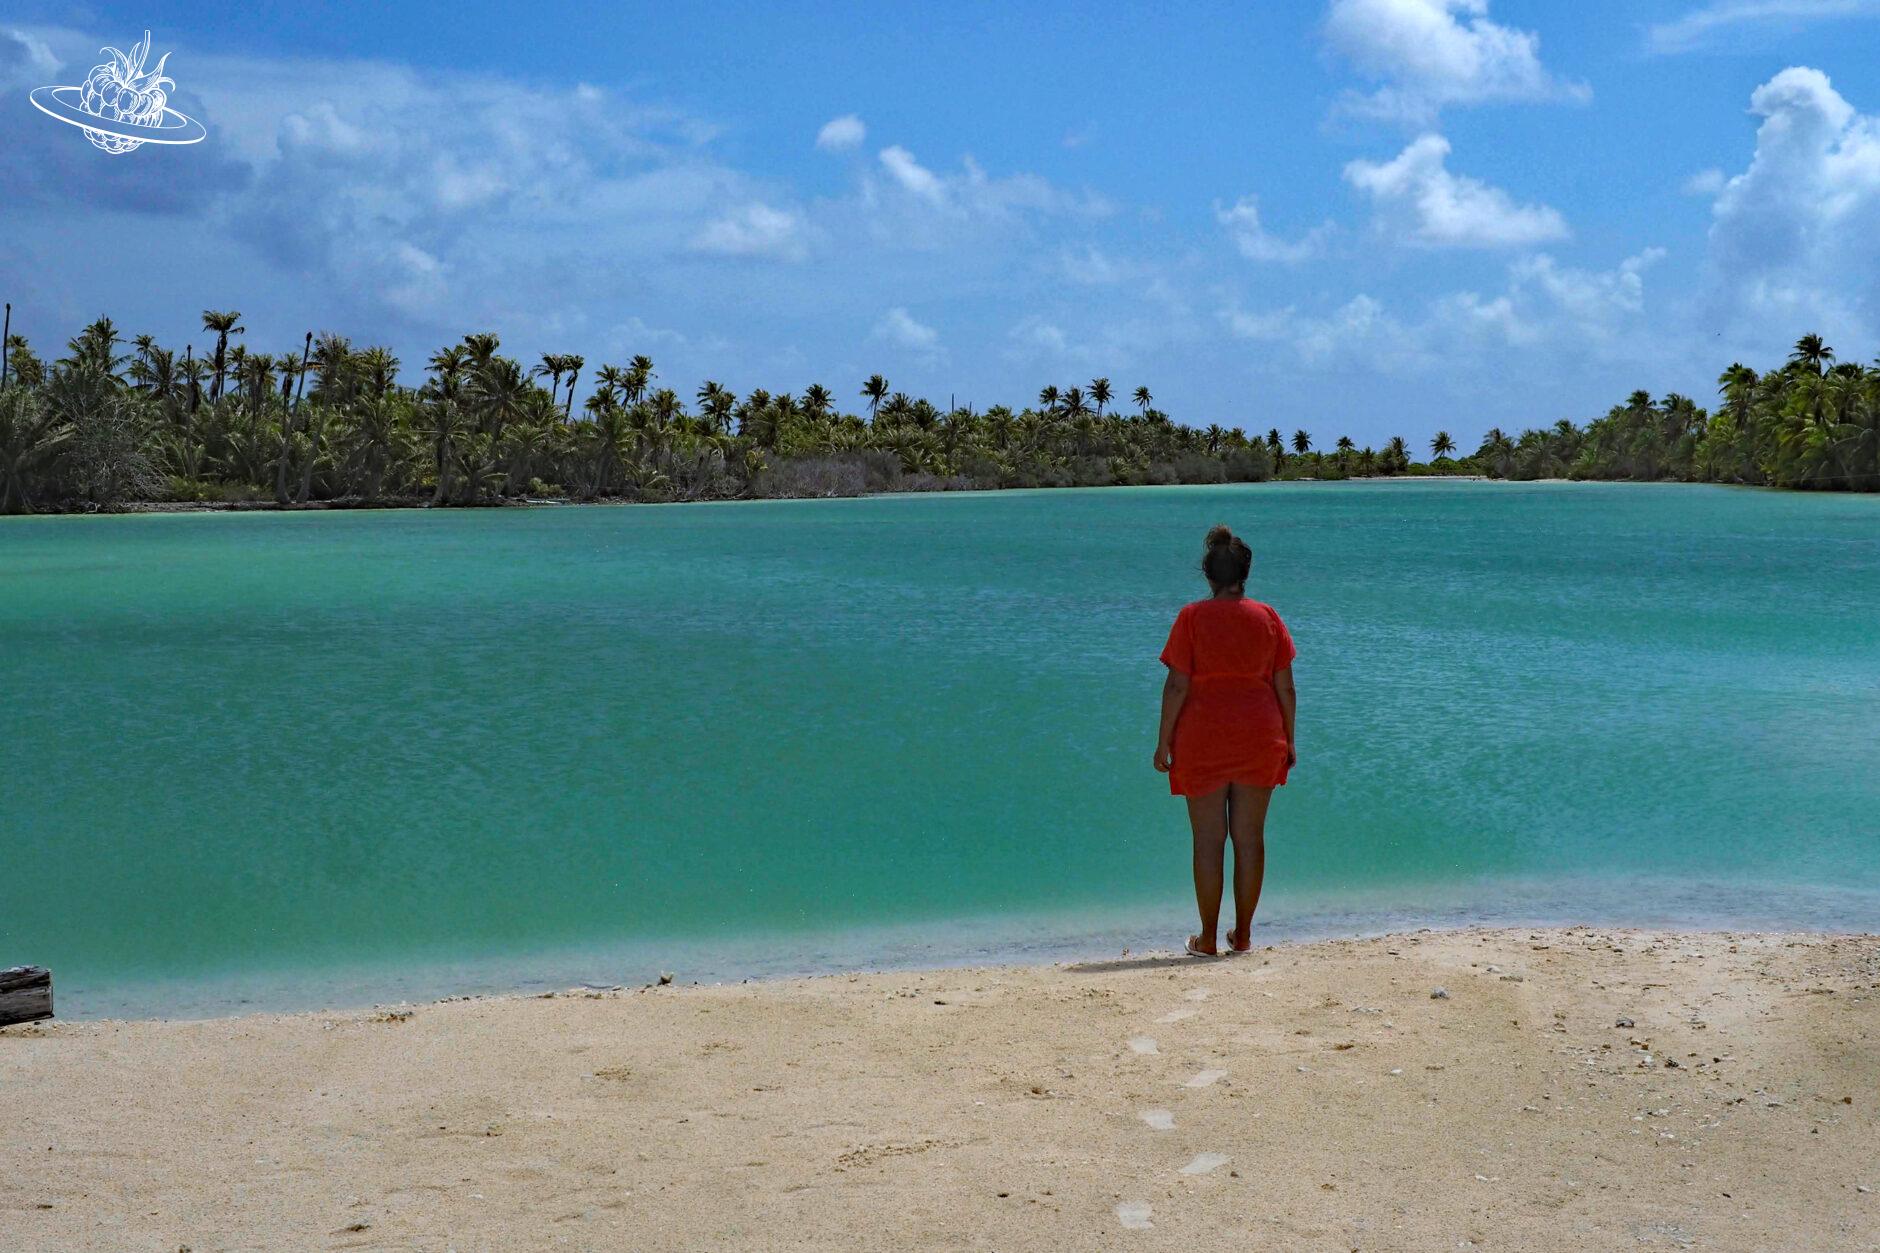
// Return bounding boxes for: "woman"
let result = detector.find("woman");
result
[1154,525,1297,957]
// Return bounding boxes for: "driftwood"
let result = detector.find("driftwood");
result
[0,966,53,1027]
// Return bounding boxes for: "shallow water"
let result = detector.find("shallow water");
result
[3,481,1877,1017]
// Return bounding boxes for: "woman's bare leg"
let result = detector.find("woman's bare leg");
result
[1184,786,1230,954]
[1226,783,1273,951]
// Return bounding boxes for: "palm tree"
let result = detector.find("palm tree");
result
[425,344,469,505]
[462,333,501,368]
[1790,333,1834,375]
[696,380,734,434]
[15,303,1880,505]
[0,386,71,513]
[1478,427,1516,478]
[342,393,401,501]
[309,333,356,406]
[624,355,655,405]
[536,353,567,400]
[201,310,243,401]
[271,331,312,505]
[236,351,275,410]
[1385,434,1409,472]
[803,383,833,419]
[861,374,889,419]
[563,355,584,418]
[591,364,629,413]
[467,353,531,439]
[181,346,207,413]
[62,317,125,376]
[5,333,42,390]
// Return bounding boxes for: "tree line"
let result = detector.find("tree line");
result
[0,314,1873,514]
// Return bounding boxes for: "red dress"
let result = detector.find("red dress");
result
[1160,597,1296,796]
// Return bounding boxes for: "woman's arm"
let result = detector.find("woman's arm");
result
[1272,665,1297,767]
[1154,667,1189,773]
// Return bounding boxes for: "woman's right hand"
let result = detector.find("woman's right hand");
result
[1153,742,1174,773]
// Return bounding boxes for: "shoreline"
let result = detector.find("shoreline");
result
[6,475,1836,523]
[40,872,1880,1022]
[16,475,1700,519]
[9,926,1875,1250]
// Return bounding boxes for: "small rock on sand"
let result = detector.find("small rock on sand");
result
[1431,987,1450,999]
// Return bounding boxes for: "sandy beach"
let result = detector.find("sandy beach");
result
[5,926,1877,1251]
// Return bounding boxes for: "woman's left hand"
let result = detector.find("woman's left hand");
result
[1154,742,1174,773]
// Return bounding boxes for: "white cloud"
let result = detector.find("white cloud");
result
[0,26,59,89]
[1433,248,1666,349]
[872,307,942,355]
[222,70,766,333]
[816,114,866,151]
[1223,245,1666,372]
[1057,246,1130,286]
[955,155,1111,218]
[1646,1,1880,54]
[690,202,809,261]
[1684,167,1728,196]
[1513,248,1664,322]
[1323,0,1589,123]
[878,145,945,202]
[603,316,691,351]
[1699,65,1880,341]
[1216,196,1336,262]
[851,146,1111,250]
[1010,318,1072,356]
[1224,294,1430,370]
[1344,133,1569,247]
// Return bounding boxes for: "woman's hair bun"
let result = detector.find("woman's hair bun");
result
[1200,523,1253,587]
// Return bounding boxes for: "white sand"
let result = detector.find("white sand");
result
[5,927,1877,1250]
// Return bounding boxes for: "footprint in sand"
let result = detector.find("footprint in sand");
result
[1155,1008,1198,1024]
[1116,1201,1154,1230]
[1182,1068,1227,1088]
[1140,1109,1176,1131]
[1183,988,1211,1002]
[1180,1152,1230,1176]
[1128,1036,1159,1055]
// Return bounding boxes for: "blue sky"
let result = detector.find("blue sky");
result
[5,1,1880,448]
